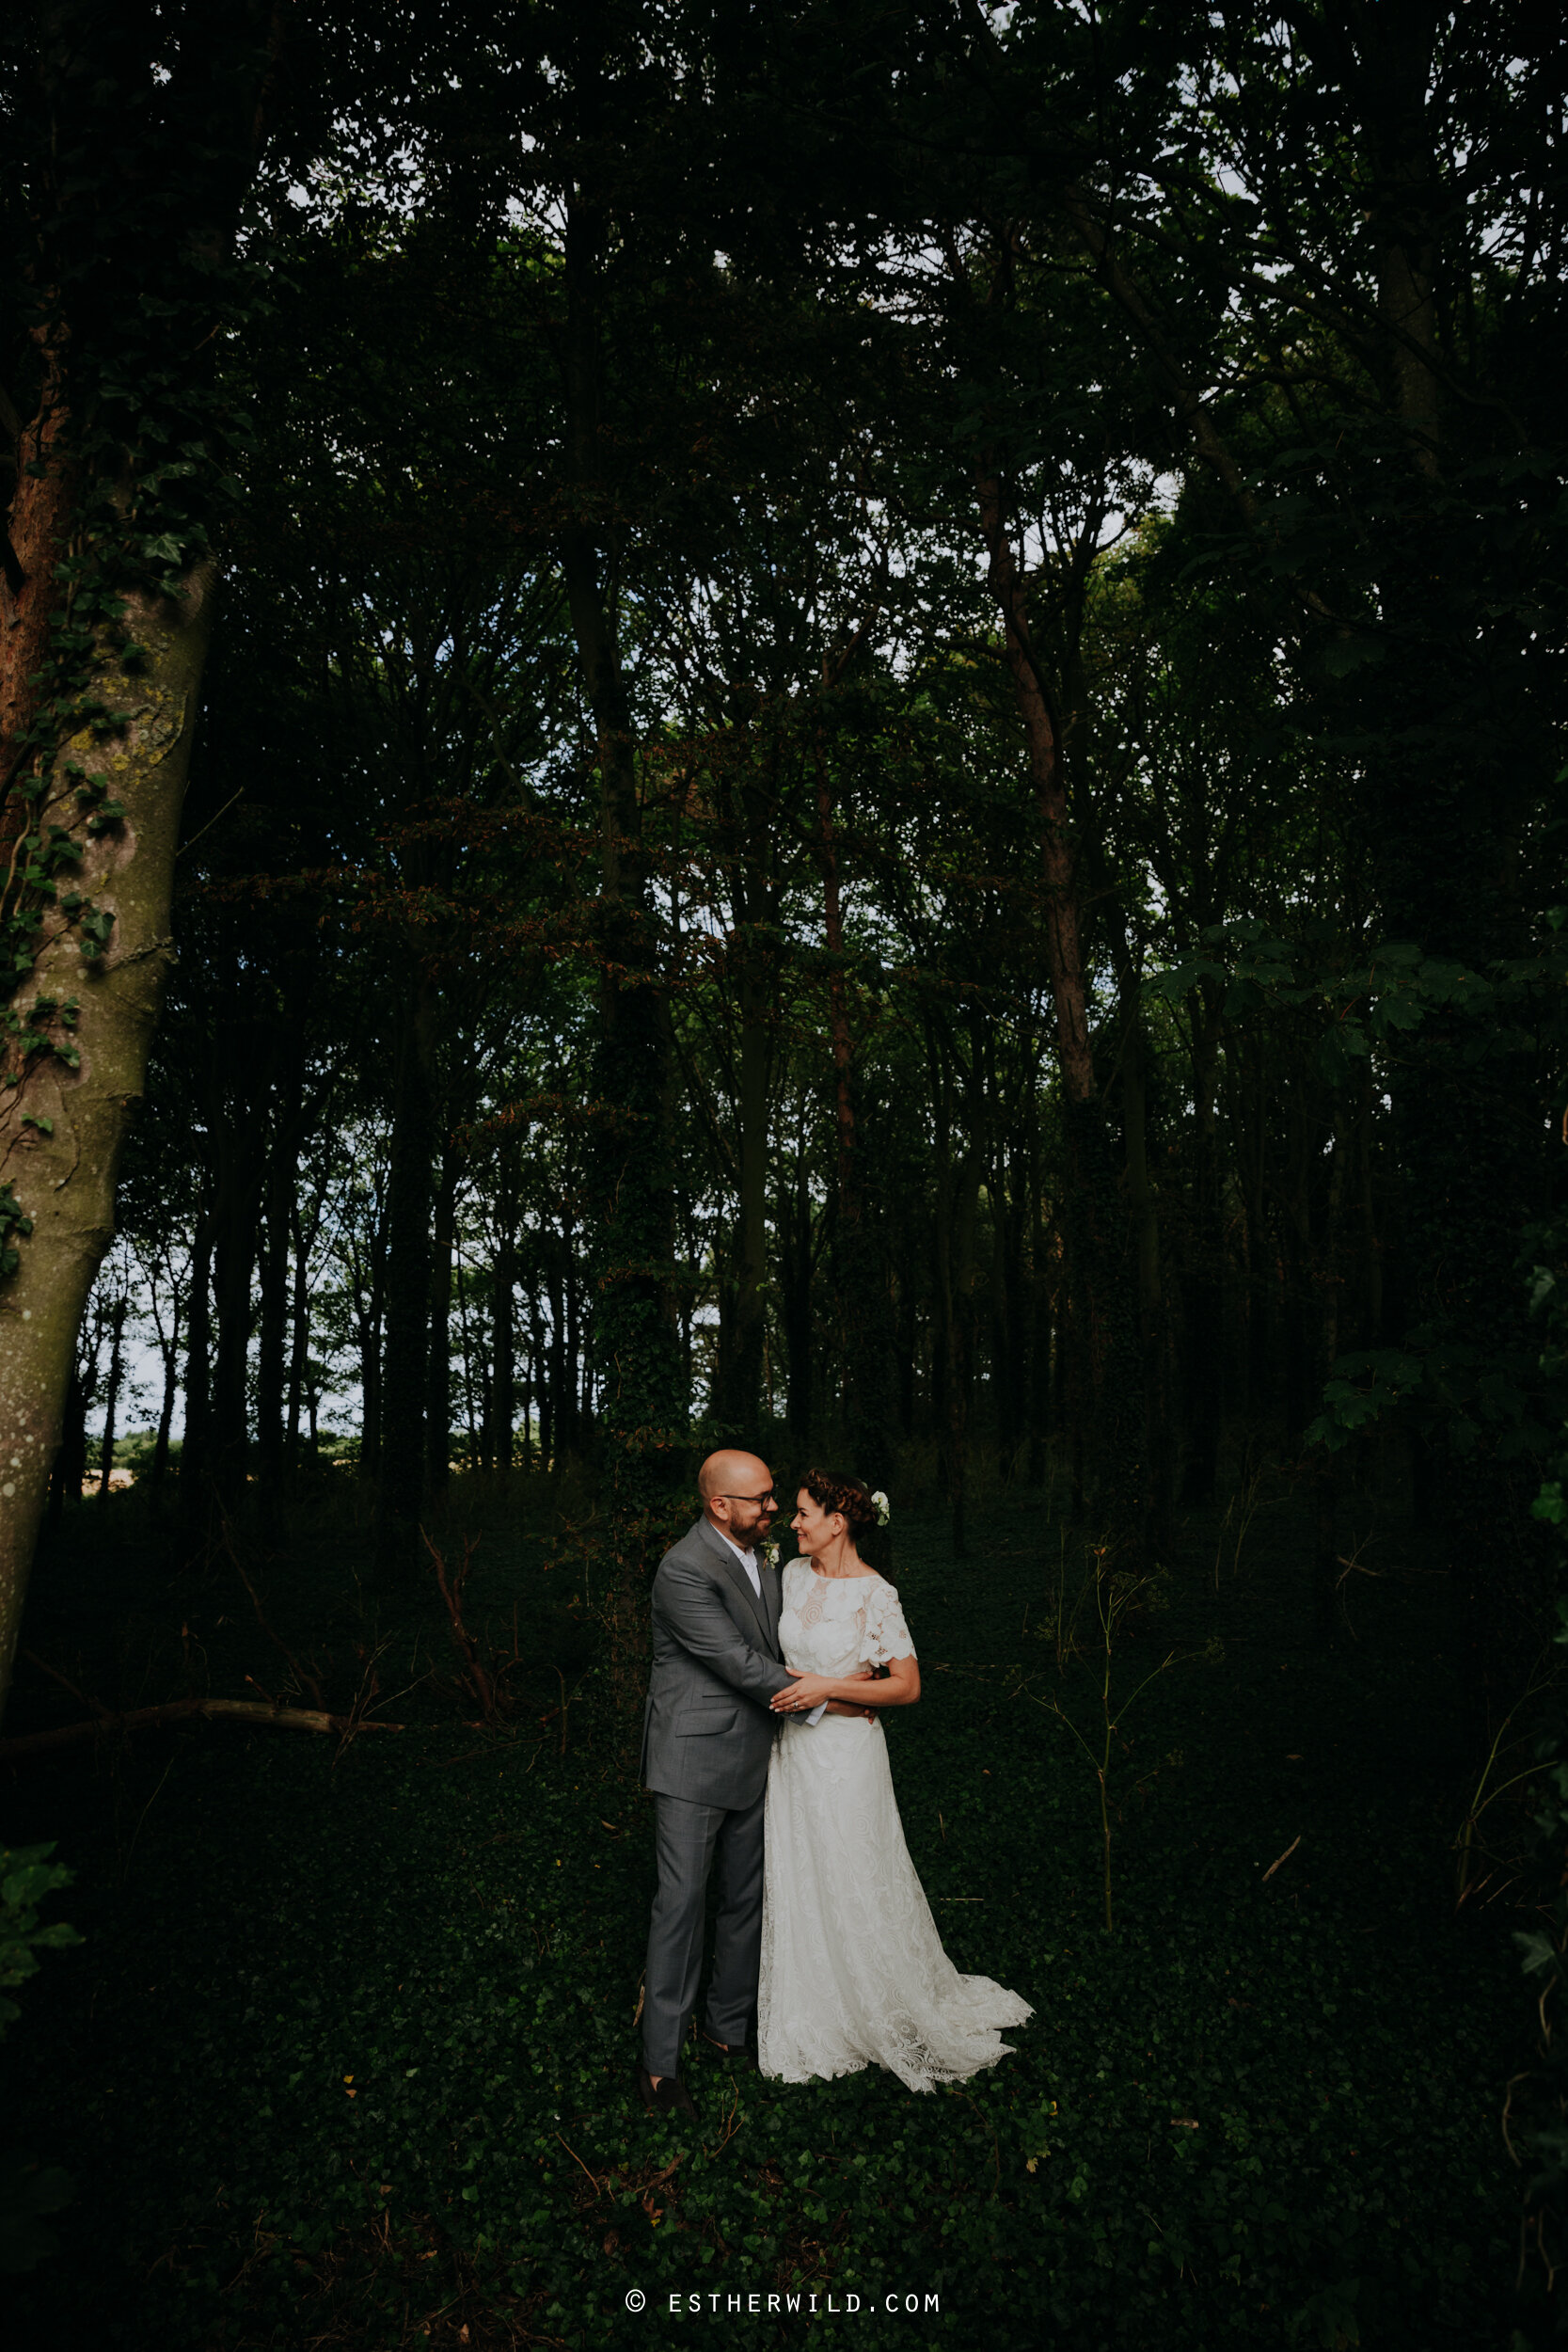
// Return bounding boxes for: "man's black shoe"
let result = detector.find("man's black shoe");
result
[636,2063,696,2118]
[700,2031,758,2070]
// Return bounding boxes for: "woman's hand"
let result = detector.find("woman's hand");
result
[775,1656,920,1712]
[770,1668,871,1713]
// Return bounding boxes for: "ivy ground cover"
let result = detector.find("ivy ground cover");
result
[3,1488,1522,2348]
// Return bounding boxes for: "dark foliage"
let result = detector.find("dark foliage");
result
[1,1481,1525,2347]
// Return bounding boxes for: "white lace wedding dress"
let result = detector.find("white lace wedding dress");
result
[757,1561,1032,2091]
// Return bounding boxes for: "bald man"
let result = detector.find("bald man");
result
[637,1450,852,2116]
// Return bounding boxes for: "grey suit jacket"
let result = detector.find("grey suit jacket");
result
[641,1516,793,1809]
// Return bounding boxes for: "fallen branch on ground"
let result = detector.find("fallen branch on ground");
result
[0,1697,405,1759]
[1262,1834,1302,1882]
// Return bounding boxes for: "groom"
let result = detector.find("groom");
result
[637,1449,850,2116]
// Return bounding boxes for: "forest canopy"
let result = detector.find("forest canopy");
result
[0,0,1563,1716]
[4,5,1568,2344]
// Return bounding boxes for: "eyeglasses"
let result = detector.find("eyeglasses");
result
[717,1490,777,1506]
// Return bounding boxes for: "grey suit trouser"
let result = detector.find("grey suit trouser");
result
[642,1788,765,2077]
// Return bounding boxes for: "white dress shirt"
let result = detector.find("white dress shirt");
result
[716,1524,825,1725]
[716,1523,763,1597]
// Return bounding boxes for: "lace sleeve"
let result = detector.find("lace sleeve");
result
[861,1579,915,1666]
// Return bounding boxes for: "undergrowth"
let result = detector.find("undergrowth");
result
[0,1475,1525,2347]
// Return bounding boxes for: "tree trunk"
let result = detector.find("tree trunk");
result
[974,464,1135,1519]
[931,1187,952,1492]
[1028,1195,1053,1487]
[1010,1133,1039,1483]
[0,554,216,1716]
[456,1261,482,1470]
[991,1174,1016,1476]
[211,1134,261,1515]
[0,4,290,1722]
[1354,1075,1383,1352]
[1180,1003,1224,1507]
[815,729,893,1479]
[285,1202,310,1476]
[782,1141,816,1442]
[1119,995,1172,1553]
[256,1144,292,1540]
[48,1371,87,1528]
[948,1155,981,1559]
[377,976,436,1569]
[562,188,686,1540]
[563,1213,582,1453]
[425,1142,456,1494]
[486,1218,516,1483]
[1312,1128,1346,1643]
[355,1238,384,1479]
[546,1236,568,1465]
[1237,1046,1271,1418]
[895,1258,917,1440]
[528,1293,550,1472]
[95,1291,129,1502]
[181,1210,214,1518]
[731,977,770,1430]
[150,1294,180,1498]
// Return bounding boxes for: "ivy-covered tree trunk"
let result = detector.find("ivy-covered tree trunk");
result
[0,6,287,1720]
[0,568,215,1715]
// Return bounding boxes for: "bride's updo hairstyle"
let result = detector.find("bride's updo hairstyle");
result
[800,1469,890,1574]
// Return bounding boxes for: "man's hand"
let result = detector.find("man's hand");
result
[824,1697,877,1721]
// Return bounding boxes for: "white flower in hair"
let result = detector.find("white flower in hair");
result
[871,1490,891,1527]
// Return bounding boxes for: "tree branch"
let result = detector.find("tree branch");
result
[0,1696,405,1760]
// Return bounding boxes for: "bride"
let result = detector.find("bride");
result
[759,1470,1031,2090]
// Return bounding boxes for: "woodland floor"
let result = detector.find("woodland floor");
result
[0,1460,1531,2350]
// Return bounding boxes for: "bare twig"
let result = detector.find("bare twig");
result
[21,1646,107,1716]
[421,1525,524,1725]
[118,1755,175,1886]
[553,2134,605,2199]
[1261,1835,1301,1883]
